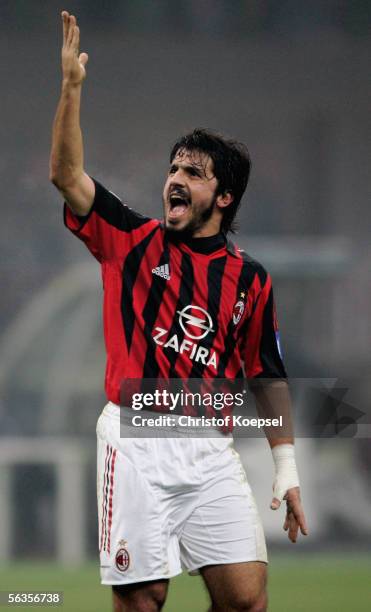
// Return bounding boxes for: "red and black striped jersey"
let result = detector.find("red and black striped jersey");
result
[64,179,286,407]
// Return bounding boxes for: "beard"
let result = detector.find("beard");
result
[164,196,217,240]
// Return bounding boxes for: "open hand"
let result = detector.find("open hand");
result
[271,486,308,543]
[61,11,88,85]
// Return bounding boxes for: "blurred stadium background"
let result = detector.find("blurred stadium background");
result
[0,1,370,610]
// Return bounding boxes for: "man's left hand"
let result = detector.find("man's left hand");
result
[271,486,308,543]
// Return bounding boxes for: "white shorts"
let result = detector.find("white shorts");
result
[97,402,267,585]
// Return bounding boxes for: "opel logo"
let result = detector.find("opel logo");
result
[177,305,214,340]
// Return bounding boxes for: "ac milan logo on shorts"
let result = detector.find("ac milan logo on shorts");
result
[232,300,245,325]
[115,547,130,572]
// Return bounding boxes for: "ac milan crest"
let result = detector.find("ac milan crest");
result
[232,300,245,325]
[116,547,130,572]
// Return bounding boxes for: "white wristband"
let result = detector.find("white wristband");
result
[272,443,300,502]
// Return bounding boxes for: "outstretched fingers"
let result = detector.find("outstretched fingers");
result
[66,14,76,47]
[60,10,87,84]
[72,24,80,52]
[286,508,300,542]
[296,505,309,537]
[284,489,309,543]
[61,11,69,45]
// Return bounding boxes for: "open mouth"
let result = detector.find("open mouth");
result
[168,192,190,219]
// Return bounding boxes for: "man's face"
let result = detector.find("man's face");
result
[162,150,221,237]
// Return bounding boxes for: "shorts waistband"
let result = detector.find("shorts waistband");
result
[103,402,230,438]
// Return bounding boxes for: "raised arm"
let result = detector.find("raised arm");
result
[49,11,95,216]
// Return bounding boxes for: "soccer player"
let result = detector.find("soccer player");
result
[50,12,308,612]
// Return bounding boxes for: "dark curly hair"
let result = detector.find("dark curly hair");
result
[170,128,251,234]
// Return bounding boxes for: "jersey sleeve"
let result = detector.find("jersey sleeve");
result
[63,178,156,262]
[241,271,287,379]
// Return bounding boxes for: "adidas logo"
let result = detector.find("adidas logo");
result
[152,263,171,280]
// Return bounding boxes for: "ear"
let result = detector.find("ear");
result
[216,191,234,209]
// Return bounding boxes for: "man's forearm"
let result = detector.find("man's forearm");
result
[49,82,84,189]
[250,379,302,513]
[250,378,294,448]
[50,12,94,215]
